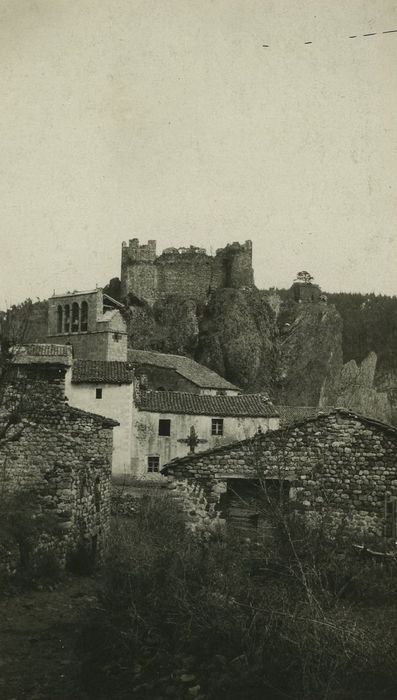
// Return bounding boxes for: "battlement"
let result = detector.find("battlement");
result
[122,238,157,263]
[120,238,254,304]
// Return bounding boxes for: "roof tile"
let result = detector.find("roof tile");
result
[72,360,133,385]
[128,349,239,391]
[136,390,278,417]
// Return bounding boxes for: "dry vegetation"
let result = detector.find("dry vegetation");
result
[79,495,397,700]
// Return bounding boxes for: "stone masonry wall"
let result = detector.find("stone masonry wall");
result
[120,239,254,304]
[164,412,397,541]
[0,370,114,568]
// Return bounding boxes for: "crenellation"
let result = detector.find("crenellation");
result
[120,238,254,304]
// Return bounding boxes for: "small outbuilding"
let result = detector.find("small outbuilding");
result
[162,409,397,543]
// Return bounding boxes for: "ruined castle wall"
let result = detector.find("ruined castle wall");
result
[165,413,397,542]
[155,252,218,300]
[121,262,158,304]
[120,239,254,304]
[216,241,254,289]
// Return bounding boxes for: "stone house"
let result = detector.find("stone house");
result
[66,358,134,474]
[162,409,397,543]
[1,344,118,568]
[64,356,279,477]
[128,348,239,394]
[131,390,279,477]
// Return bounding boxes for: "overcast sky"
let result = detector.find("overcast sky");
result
[0,0,396,308]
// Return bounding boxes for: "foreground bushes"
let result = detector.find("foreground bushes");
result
[80,494,397,700]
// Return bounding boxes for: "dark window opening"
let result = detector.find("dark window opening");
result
[80,476,88,499]
[96,388,102,399]
[220,478,290,536]
[94,476,101,513]
[91,535,98,563]
[385,497,397,539]
[157,386,165,391]
[64,304,70,333]
[81,300,88,332]
[216,389,226,396]
[159,419,171,436]
[113,332,122,342]
[57,305,63,334]
[211,418,224,436]
[71,302,80,333]
[148,456,160,473]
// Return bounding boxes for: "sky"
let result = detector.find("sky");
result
[0,0,396,309]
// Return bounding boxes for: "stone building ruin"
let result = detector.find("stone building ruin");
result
[120,238,254,304]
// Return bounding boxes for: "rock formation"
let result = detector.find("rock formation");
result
[277,302,343,406]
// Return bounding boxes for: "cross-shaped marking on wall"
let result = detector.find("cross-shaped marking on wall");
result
[177,425,208,454]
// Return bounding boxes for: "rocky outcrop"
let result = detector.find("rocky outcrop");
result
[124,295,200,356]
[277,302,343,406]
[322,352,395,425]
[196,288,279,394]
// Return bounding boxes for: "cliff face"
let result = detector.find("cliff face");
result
[196,288,278,393]
[124,288,279,394]
[320,352,395,425]
[277,303,344,406]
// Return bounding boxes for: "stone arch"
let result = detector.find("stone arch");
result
[71,302,80,333]
[64,304,70,333]
[80,300,88,332]
[57,305,63,334]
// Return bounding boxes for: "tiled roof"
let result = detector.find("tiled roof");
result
[136,390,278,417]
[12,344,73,365]
[276,405,325,427]
[72,360,134,385]
[21,344,71,356]
[161,407,397,473]
[128,349,239,391]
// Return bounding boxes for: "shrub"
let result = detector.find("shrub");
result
[79,494,397,700]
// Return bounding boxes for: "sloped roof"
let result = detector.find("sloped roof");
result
[161,407,397,473]
[14,396,119,429]
[72,360,134,385]
[276,405,325,427]
[136,390,278,417]
[12,344,73,366]
[128,349,239,391]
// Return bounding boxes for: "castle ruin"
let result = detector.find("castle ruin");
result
[120,239,254,304]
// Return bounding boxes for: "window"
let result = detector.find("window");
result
[64,304,70,333]
[81,301,88,332]
[96,388,102,399]
[94,476,101,512]
[211,418,224,436]
[158,419,171,436]
[148,456,160,473]
[113,332,122,342]
[71,302,80,333]
[385,496,397,539]
[216,389,226,396]
[57,305,63,334]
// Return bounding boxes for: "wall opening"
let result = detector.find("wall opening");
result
[57,305,63,334]
[71,302,80,333]
[220,478,290,537]
[159,419,171,436]
[64,304,70,333]
[81,301,88,332]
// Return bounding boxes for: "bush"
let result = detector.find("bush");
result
[66,541,96,576]
[79,495,397,700]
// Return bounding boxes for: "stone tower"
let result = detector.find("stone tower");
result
[120,238,254,304]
